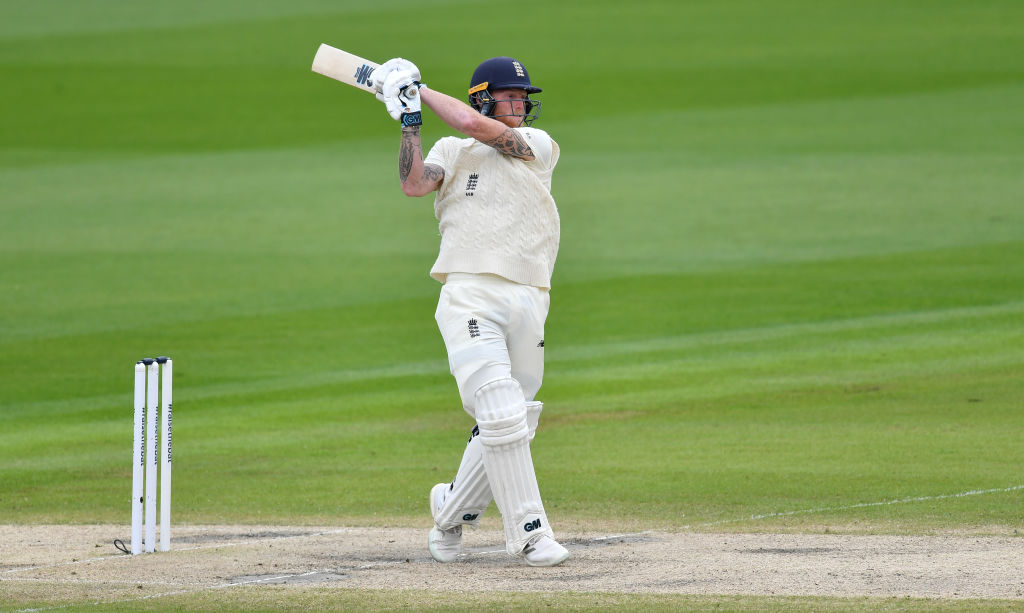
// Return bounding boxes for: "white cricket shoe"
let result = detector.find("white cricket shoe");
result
[522,534,570,567]
[428,483,462,563]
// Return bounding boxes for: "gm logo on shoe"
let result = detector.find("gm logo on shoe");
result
[524,518,542,532]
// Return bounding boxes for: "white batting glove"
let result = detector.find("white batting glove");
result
[371,58,420,93]
[375,90,407,121]
[377,68,423,126]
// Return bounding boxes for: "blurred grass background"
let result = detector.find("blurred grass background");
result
[1,0,1022,532]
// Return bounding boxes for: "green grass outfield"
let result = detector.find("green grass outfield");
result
[2,0,1023,610]
[6,590,1024,613]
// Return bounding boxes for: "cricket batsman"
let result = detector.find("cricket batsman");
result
[371,56,569,567]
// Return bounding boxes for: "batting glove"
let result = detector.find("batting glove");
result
[371,58,420,93]
[378,68,423,126]
[375,91,407,122]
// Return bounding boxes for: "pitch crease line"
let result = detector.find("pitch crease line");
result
[3,528,354,576]
[689,484,1024,528]
[462,531,659,559]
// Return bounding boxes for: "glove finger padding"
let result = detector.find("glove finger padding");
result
[375,90,405,121]
[381,69,419,100]
[372,58,420,92]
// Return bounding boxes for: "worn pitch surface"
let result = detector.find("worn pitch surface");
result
[2,525,1022,608]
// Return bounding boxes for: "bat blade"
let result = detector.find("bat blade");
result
[312,44,380,93]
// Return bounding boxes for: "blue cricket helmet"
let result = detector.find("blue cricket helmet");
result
[468,57,542,125]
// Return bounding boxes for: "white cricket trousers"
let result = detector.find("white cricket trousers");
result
[434,272,556,553]
[434,273,549,413]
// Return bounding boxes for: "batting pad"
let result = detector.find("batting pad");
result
[475,379,553,554]
[434,402,543,530]
[434,432,490,529]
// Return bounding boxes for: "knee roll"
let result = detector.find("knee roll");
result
[474,378,529,447]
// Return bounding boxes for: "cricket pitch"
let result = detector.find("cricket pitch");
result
[1,523,1022,610]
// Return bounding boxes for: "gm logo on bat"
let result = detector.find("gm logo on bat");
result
[354,64,375,86]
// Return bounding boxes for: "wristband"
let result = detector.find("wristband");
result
[401,111,422,127]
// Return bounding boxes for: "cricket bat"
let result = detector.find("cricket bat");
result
[311,44,418,97]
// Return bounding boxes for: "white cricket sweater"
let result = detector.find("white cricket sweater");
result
[424,127,561,289]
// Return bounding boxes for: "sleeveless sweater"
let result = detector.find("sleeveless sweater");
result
[423,127,560,289]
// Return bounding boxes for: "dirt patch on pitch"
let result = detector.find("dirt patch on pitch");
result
[1,524,1022,609]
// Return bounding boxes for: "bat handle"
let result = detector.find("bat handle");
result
[403,85,419,98]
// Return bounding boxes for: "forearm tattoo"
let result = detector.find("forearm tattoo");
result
[399,126,419,182]
[485,128,534,159]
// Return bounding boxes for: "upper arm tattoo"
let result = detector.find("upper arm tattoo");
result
[484,128,535,160]
[423,164,444,185]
